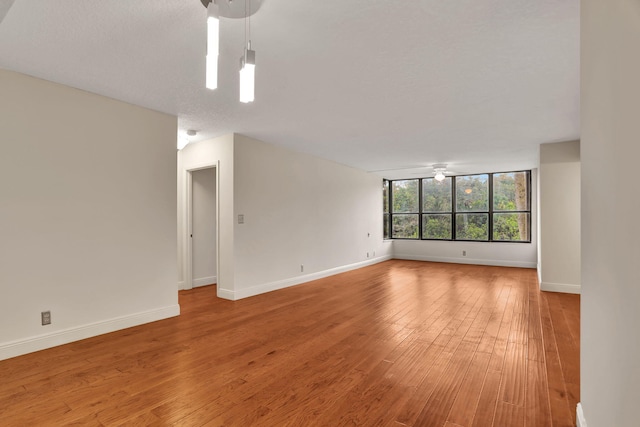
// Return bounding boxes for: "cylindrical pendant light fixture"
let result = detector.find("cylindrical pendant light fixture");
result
[239,43,255,103]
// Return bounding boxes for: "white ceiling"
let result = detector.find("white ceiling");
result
[0,0,579,179]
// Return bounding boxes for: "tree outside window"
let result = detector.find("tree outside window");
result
[384,171,531,243]
[391,180,418,239]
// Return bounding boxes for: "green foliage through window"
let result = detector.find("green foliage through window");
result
[423,178,452,212]
[383,170,531,242]
[422,214,452,239]
[392,214,418,239]
[392,180,418,213]
[456,213,489,240]
[383,181,390,239]
[456,175,489,212]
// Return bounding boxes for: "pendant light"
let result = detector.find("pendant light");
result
[200,0,262,97]
[206,1,219,90]
[239,42,255,103]
[239,0,255,103]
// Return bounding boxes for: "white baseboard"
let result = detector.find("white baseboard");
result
[577,403,587,427]
[537,263,542,284]
[193,276,217,288]
[179,277,217,290]
[217,255,393,301]
[0,304,180,361]
[217,287,235,300]
[541,281,581,294]
[393,253,537,269]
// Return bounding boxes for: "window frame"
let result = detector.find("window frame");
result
[421,176,453,240]
[383,180,390,239]
[389,179,420,240]
[454,173,490,242]
[383,170,531,243]
[490,171,532,242]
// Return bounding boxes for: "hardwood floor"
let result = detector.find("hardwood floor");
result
[0,260,579,426]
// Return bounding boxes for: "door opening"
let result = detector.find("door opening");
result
[188,167,217,289]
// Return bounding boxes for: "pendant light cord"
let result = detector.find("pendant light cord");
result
[243,0,248,50]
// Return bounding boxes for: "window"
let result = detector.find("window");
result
[455,174,489,241]
[391,180,419,239]
[383,180,390,239]
[422,177,452,239]
[492,171,530,242]
[383,170,531,242]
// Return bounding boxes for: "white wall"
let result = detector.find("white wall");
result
[191,168,217,287]
[393,169,538,269]
[581,1,640,426]
[231,134,391,299]
[539,141,581,294]
[0,70,179,360]
[393,239,536,268]
[536,166,542,284]
[177,134,392,300]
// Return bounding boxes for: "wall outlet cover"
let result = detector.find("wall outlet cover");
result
[41,311,51,325]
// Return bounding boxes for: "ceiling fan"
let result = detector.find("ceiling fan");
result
[369,163,467,180]
[410,164,462,181]
[431,164,449,181]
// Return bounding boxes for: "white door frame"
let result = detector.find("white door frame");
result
[183,162,219,291]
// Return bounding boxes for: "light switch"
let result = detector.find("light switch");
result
[238,214,244,224]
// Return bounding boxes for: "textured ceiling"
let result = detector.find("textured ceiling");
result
[0,0,579,179]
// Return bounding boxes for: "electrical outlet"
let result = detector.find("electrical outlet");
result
[301,264,304,272]
[41,311,51,325]
[238,214,244,224]
[367,252,370,258]
[373,251,375,257]
[462,250,467,256]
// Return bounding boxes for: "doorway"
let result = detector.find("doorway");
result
[189,167,217,288]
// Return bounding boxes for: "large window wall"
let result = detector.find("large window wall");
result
[383,171,531,242]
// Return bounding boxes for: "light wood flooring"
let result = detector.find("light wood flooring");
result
[0,260,579,426]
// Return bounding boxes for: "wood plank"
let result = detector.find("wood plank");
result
[501,342,527,406]
[446,351,491,426]
[487,287,517,373]
[476,286,510,355]
[494,401,525,427]
[525,359,552,427]
[546,293,580,406]
[63,413,104,426]
[528,337,545,362]
[412,341,478,426]
[539,291,576,427]
[470,369,501,427]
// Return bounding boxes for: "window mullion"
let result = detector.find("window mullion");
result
[452,177,457,240]
[488,173,493,242]
[389,180,393,238]
[418,179,423,240]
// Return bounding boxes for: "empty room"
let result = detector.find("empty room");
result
[1,0,638,426]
